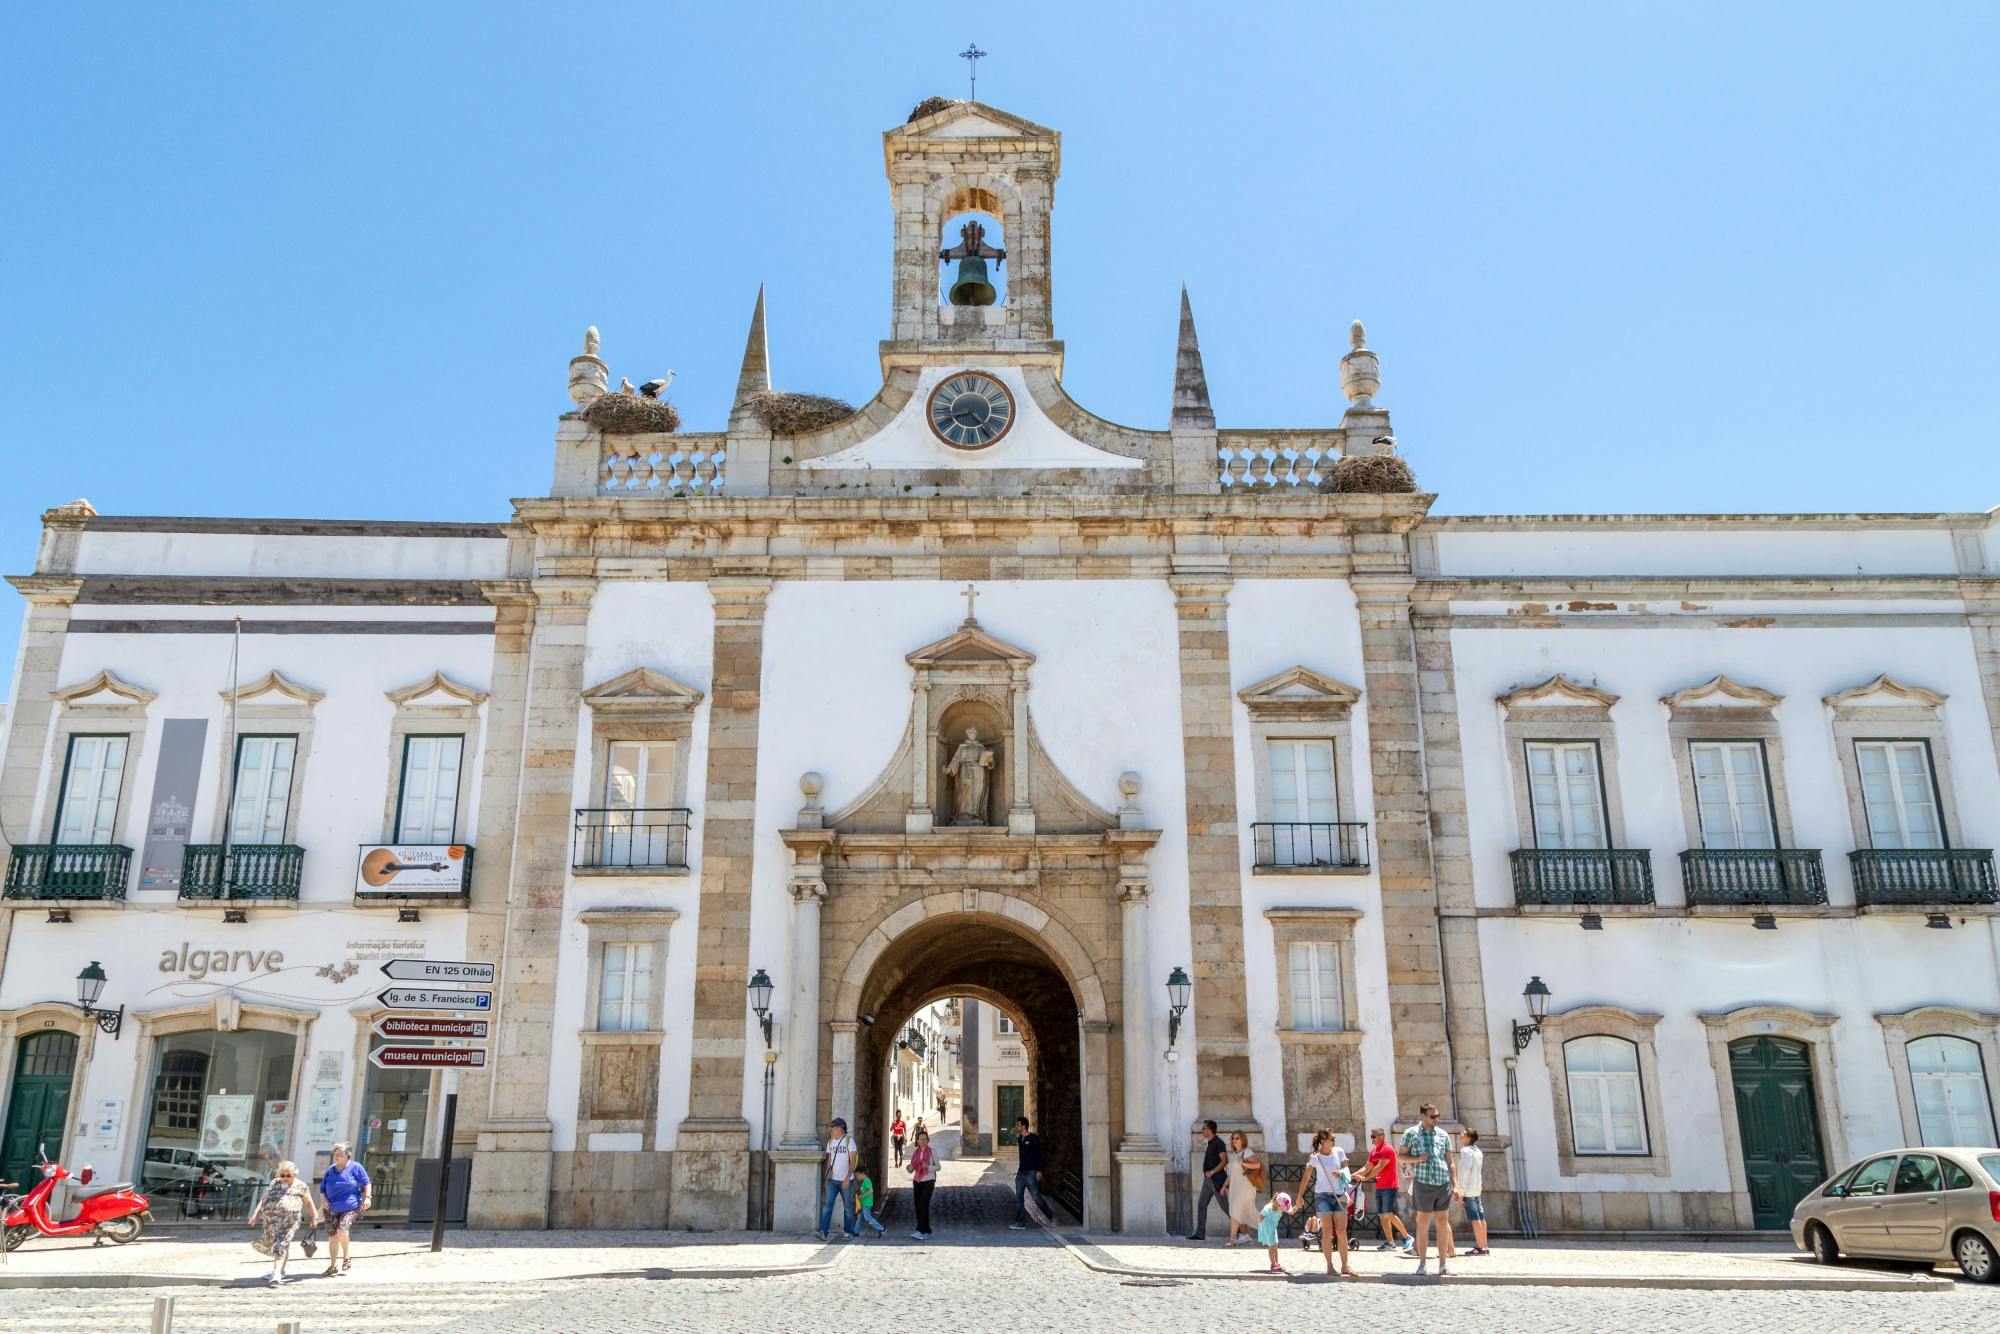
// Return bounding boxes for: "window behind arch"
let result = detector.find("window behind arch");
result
[1564,1035,1648,1155]
[1908,1034,1995,1146]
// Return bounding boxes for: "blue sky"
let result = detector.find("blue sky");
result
[3,3,1997,696]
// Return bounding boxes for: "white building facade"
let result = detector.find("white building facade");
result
[3,100,1998,1237]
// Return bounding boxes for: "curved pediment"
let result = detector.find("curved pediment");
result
[1660,675,1782,711]
[52,668,156,709]
[1822,674,1947,711]
[385,671,489,709]
[1497,674,1619,711]
[221,670,324,708]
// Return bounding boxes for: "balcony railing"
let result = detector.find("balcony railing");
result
[573,807,692,871]
[1680,849,1828,906]
[1850,849,1999,907]
[3,844,132,901]
[1250,822,1370,871]
[179,844,305,901]
[1510,848,1655,907]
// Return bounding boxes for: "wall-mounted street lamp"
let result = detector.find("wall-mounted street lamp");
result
[76,961,123,1039]
[1512,975,1552,1054]
[748,967,775,1048]
[1166,965,1192,1050]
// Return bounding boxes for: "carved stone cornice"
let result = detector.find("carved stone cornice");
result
[52,668,157,708]
[1497,674,1619,712]
[1822,674,1948,710]
[1660,675,1782,712]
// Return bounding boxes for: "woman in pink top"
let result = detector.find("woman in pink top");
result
[908,1127,938,1239]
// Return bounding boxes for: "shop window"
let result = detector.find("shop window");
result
[360,1033,432,1215]
[1564,1035,1649,1155]
[140,1028,298,1223]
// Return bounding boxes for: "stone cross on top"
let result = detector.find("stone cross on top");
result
[961,582,979,623]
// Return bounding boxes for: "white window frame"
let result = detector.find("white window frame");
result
[605,740,677,810]
[228,734,298,845]
[1288,941,1342,1031]
[54,733,130,845]
[995,1011,1020,1037]
[1908,1034,1996,1147]
[394,734,465,844]
[1689,740,1777,850]
[1854,740,1945,850]
[1563,1034,1650,1156]
[1524,741,1609,850]
[595,940,656,1033]
[1267,738,1337,824]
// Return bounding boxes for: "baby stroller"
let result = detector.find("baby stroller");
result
[1299,1191,1382,1250]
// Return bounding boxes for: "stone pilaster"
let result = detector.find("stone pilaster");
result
[0,572,83,986]
[1410,590,1503,1157]
[668,574,772,1230]
[772,839,830,1232]
[467,575,594,1228]
[1168,564,1257,1125]
[1114,880,1168,1232]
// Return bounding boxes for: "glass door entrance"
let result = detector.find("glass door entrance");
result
[358,1034,433,1215]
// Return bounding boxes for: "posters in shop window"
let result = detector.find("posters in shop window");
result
[200,1093,255,1160]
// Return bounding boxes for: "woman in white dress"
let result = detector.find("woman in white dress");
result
[1223,1130,1263,1244]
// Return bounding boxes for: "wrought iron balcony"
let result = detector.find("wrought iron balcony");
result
[573,807,692,871]
[1250,822,1370,871]
[1849,849,1999,907]
[2,844,132,901]
[1510,848,1655,907]
[1680,849,1828,907]
[179,844,305,901]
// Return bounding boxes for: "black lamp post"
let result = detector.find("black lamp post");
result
[76,961,123,1038]
[748,967,775,1048]
[1166,965,1192,1049]
[1512,975,1552,1054]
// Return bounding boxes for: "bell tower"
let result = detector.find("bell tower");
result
[883,100,1061,358]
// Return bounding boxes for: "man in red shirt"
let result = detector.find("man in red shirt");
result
[1358,1126,1413,1252]
[891,1110,908,1167]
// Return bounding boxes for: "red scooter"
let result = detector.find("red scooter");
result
[3,1147,150,1251]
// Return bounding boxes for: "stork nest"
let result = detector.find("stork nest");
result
[743,390,856,434]
[1324,452,1417,494]
[583,392,682,435]
[907,95,959,123]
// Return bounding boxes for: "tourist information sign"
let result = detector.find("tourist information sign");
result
[373,1016,490,1041]
[380,959,497,985]
[377,987,492,1012]
[368,1045,488,1070]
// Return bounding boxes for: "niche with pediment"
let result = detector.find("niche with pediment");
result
[821,618,1115,836]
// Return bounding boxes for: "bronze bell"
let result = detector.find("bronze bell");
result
[947,257,997,307]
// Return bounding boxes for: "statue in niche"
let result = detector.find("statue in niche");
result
[942,727,996,825]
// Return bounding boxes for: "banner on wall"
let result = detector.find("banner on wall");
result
[138,719,208,890]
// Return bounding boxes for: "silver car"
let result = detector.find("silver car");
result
[1791,1146,2000,1281]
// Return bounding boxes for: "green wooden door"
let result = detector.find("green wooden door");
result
[1730,1036,1827,1229]
[996,1085,1025,1147]
[2,1032,78,1187]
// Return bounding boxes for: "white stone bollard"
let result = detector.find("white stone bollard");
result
[149,1295,174,1334]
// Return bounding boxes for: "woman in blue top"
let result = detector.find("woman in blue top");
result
[317,1142,372,1276]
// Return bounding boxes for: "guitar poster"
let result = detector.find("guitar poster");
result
[353,843,470,896]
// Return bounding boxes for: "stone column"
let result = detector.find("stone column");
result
[1168,564,1258,1126]
[468,575,595,1228]
[668,575,772,1230]
[771,871,827,1232]
[1113,882,1168,1232]
[829,1021,859,1126]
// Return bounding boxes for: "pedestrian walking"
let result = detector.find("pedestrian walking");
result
[1401,1103,1458,1277]
[1223,1130,1263,1245]
[937,1093,947,1124]
[1259,1192,1291,1274]
[892,1110,908,1168]
[1293,1128,1356,1278]
[1357,1126,1413,1253]
[854,1167,887,1237]
[816,1116,860,1241]
[316,1141,371,1276]
[908,1126,938,1239]
[1456,1128,1489,1255]
[1008,1116,1054,1229]
[1186,1119,1227,1241]
[248,1161,321,1286]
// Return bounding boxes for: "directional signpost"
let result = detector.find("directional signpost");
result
[374,959,494,1253]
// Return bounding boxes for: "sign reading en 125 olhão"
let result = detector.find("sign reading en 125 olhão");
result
[368,1045,488,1070]
[380,959,496,985]
[378,987,492,1012]
[373,1016,490,1041]
[354,844,472,897]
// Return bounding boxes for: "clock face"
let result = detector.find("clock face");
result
[927,372,1015,449]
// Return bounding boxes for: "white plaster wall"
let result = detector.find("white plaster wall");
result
[44,628,495,904]
[1224,578,1398,1151]
[747,579,1191,1157]
[73,531,510,580]
[1434,525,1962,579]
[544,581,715,1152]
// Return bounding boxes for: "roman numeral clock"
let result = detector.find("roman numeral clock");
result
[927,371,1015,449]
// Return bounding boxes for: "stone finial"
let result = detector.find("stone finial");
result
[49,498,97,518]
[1118,771,1142,800]
[797,770,825,828]
[800,771,824,800]
[1340,317,1381,409]
[1117,770,1144,828]
[568,326,609,408]
[1170,285,1216,431]
[732,284,772,412]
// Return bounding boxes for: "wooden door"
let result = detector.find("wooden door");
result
[1,1032,78,1187]
[996,1084,1024,1147]
[1730,1036,1828,1229]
